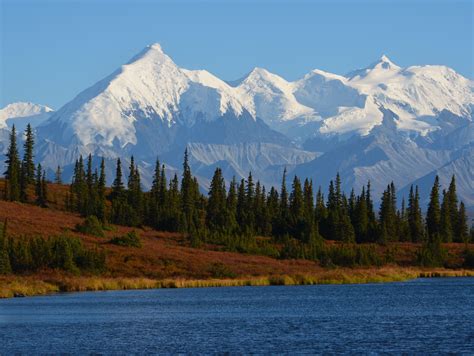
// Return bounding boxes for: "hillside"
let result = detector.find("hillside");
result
[0,182,473,298]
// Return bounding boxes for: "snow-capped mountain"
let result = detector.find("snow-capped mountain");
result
[0,102,53,131]
[1,44,472,206]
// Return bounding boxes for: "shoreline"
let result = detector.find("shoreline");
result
[1,267,473,299]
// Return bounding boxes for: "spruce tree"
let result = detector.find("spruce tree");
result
[440,189,453,242]
[379,183,397,242]
[180,148,197,232]
[354,187,369,243]
[244,172,255,232]
[447,175,459,240]
[408,185,424,243]
[22,123,35,184]
[426,176,441,241]
[97,158,106,222]
[278,168,289,236]
[457,202,469,243]
[206,168,227,233]
[236,179,246,233]
[289,176,305,241]
[225,176,238,234]
[4,125,21,201]
[111,158,124,199]
[55,166,62,184]
[35,164,46,207]
[127,157,143,226]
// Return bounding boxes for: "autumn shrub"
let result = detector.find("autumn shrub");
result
[75,215,104,237]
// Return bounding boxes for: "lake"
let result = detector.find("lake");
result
[1,278,473,353]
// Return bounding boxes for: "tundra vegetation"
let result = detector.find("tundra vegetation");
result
[0,124,473,297]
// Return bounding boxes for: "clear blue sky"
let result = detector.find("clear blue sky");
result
[1,0,472,109]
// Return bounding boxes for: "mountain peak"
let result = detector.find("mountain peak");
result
[373,54,399,70]
[0,102,54,129]
[147,43,164,53]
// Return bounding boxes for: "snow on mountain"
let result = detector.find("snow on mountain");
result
[0,102,53,131]
[1,44,472,206]
[231,67,313,123]
[46,43,249,149]
[345,56,473,136]
[225,54,473,140]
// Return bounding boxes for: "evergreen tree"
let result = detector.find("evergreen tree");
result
[447,175,459,240]
[180,148,198,232]
[379,183,397,242]
[314,187,327,226]
[408,185,424,243]
[111,158,124,199]
[35,164,47,207]
[236,179,246,233]
[225,176,238,234]
[22,123,35,184]
[41,169,48,206]
[289,176,305,241]
[110,158,129,225]
[277,168,289,236]
[354,187,369,243]
[206,168,227,233]
[97,158,106,221]
[440,189,453,242]
[244,172,255,232]
[127,157,143,226]
[4,125,21,201]
[148,159,162,227]
[398,197,410,242]
[55,166,62,184]
[267,186,280,236]
[426,176,441,241]
[457,202,469,243]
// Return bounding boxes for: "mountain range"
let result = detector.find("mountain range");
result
[1,44,473,207]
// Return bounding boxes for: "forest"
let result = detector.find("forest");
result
[0,123,473,276]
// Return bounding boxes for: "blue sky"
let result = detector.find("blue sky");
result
[1,0,472,109]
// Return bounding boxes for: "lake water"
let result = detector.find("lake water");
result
[1,278,473,354]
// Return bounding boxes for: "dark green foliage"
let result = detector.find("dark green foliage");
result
[55,165,62,184]
[325,244,382,268]
[440,189,453,242]
[418,238,446,267]
[35,164,47,207]
[206,168,227,233]
[426,176,441,241]
[457,202,469,243]
[4,233,105,274]
[2,137,471,270]
[408,185,424,243]
[378,182,398,242]
[110,230,142,248]
[0,220,12,274]
[281,238,382,268]
[4,125,21,201]
[463,248,474,269]
[22,124,36,184]
[75,216,104,237]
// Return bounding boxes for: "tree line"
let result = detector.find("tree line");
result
[2,124,473,250]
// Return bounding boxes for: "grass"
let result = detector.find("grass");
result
[2,267,474,298]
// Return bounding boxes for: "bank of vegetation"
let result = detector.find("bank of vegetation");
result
[0,123,473,297]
